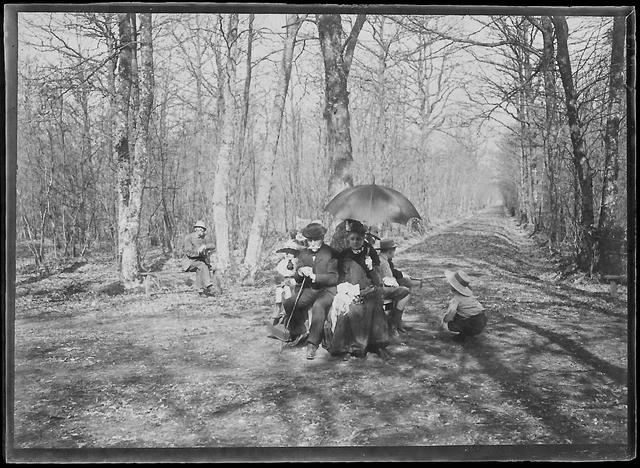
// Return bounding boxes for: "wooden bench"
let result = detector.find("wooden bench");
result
[603,275,626,299]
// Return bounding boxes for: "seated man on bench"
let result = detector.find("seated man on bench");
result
[183,219,223,297]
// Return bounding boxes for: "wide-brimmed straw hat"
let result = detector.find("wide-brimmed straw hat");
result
[378,237,397,250]
[301,222,327,239]
[444,269,473,296]
[194,220,207,230]
[276,240,303,256]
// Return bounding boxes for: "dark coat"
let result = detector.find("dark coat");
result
[339,246,382,288]
[323,255,389,356]
[293,243,339,293]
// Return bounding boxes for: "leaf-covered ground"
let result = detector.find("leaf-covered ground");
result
[9,205,632,462]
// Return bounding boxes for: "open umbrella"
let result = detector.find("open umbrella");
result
[323,184,421,226]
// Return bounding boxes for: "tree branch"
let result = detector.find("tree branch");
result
[342,14,366,75]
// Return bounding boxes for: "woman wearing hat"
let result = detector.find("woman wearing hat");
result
[282,222,339,360]
[329,221,391,360]
[441,269,487,342]
[183,220,222,297]
[378,237,411,336]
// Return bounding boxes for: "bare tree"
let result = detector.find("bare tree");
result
[596,15,626,275]
[113,12,154,288]
[241,14,307,283]
[551,15,596,272]
[316,14,366,199]
[211,13,239,273]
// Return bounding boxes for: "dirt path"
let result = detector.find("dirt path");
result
[10,205,631,461]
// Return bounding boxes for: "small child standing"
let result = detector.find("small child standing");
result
[440,269,487,343]
[273,240,302,321]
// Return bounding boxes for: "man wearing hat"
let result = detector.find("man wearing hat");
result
[183,220,222,297]
[378,237,412,336]
[441,269,487,342]
[282,222,339,360]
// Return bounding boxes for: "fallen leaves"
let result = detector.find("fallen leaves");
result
[11,207,630,453]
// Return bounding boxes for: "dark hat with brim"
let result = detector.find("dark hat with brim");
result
[345,219,366,235]
[277,248,301,256]
[276,240,303,256]
[301,222,327,239]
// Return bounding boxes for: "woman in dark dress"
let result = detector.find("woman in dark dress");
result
[323,221,391,360]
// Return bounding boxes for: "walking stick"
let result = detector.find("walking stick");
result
[409,275,442,289]
[279,276,308,354]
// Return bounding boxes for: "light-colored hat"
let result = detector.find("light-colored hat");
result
[295,232,307,244]
[445,269,473,297]
[276,240,303,256]
[194,220,207,230]
[301,222,327,239]
[378,237,397,250]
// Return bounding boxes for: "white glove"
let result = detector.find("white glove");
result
[364,256,373,270]
[298,266,314,277]
[383,277,399,287]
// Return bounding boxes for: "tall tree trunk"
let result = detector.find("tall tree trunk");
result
[114,13,134,281]
[551,16,596,272]
[232,13,254,251]
[212,13,239,273]
[372,17,391,186]
[538,16,558,242]
[241,14,306,284]
[317,14,366,199]
[114,13,154,288]
[522,21,539,229]
[596,15,626,275]
[515,20,536,227]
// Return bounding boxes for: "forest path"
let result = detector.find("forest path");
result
[11,205,630,460]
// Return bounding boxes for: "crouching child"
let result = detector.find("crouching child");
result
[440,269,487,343]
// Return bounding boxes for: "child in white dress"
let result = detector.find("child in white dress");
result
[273,240,302,320]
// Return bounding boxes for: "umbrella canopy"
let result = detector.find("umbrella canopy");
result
[323,184,421,226]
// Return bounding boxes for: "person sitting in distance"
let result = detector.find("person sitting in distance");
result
[183,220,223,297]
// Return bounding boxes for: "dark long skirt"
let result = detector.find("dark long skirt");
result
[323,290,389,357]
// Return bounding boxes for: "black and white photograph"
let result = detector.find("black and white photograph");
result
[4,3,635,463]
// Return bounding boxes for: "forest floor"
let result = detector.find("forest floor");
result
[9,205,633,462]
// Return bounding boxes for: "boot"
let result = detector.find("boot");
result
[200,285,217,297]
[306,342,318,360]
[396,309,406,333]
[387,309,399,337]
[272,303,284,323]
[376,346,392,361]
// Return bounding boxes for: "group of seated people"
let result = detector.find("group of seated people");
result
[183,217,487,359]
[270,219,414,361]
